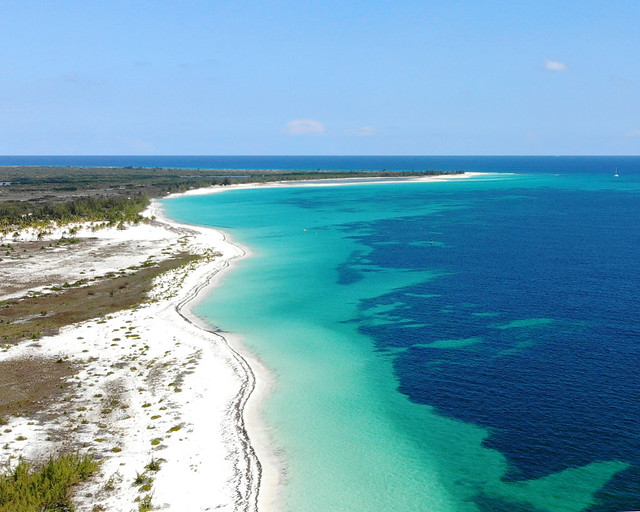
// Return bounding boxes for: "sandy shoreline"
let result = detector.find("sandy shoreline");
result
[149,202,282,512]
[1,202,266,511]
[167,171,489,198]
[0,172,481,511]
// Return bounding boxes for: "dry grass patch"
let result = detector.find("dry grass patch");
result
[1,237,92,260]
[0,252,201,344]
[0,357,78,419]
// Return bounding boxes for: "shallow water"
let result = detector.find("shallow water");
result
[163,169,640,512]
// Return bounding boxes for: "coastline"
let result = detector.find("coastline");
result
[146,201,262,512]
[0,200,270,511]
[0,171,481,511]
[149,201,282,512]
[166,171,490,198]
[154,171,488,509]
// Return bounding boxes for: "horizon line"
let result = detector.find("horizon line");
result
[1,154,639,158]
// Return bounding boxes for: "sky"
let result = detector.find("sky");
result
[1,1,639,155]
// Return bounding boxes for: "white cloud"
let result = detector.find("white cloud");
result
[544,59,568,72]
[355,126,376,137]
[627,130,640,137]
[284,119,326,136]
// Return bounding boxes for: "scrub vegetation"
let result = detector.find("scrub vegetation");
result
[0,195,150,233]
[0,357,79,419]
[0,453,99,512]
[0,252,201,344]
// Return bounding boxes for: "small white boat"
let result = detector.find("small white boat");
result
[614,168,620,178]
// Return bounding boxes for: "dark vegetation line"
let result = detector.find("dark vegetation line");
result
[0,195,150,232]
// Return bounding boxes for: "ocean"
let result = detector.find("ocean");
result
[7,155,638,511]
[1,154,639,175]
[157,157,640,512]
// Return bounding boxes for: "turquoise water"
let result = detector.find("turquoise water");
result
[162,170,640,512]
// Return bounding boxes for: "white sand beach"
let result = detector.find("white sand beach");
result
[170,171,488,198]
[0,172,481,511]
[0,202,270,511]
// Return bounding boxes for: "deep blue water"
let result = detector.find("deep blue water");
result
[0,154,639,175]
[349,185,640,510]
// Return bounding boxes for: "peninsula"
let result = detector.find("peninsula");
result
[0,166,468,511]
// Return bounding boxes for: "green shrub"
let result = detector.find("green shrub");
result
[138,493,153,511]
[145,458,162,472]
[0,453,99,512]
[133,472,152,487]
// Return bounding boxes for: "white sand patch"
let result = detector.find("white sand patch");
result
[0,222,189,302]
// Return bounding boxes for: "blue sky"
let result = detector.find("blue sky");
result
[1,1,639,155]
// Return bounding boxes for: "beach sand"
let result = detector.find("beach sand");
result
[0,172,481,511]
[0,203,267,511]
